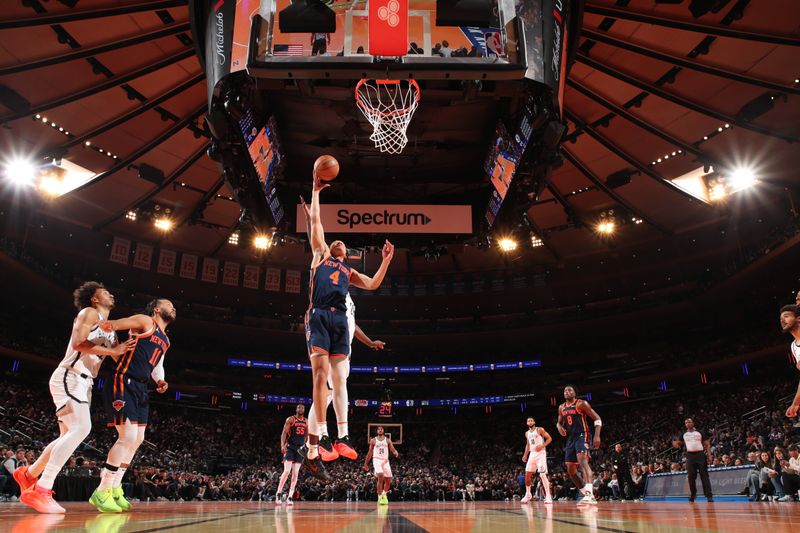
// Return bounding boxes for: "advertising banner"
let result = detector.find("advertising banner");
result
[296,204,472,234]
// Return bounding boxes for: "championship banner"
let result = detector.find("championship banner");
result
[132,243,153,270]
[222,261,240,286]
[296,204,472,234]
[201,257,219,283]
[180,253,199,279]
[285,270,301,294]
[109,237,130,264]
[243,265,260,289]
[265,267,281,292]
[157,249,177,275]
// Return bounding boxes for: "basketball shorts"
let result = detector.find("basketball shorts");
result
[526,452,548,474]
[284,445,304,464]
[306,307,351,358]
[373,458,392,478]
[105,376,149,426]
[564,435,590,464]
[49,367,93,411]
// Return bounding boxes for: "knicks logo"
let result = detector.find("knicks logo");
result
[112,400,126,412]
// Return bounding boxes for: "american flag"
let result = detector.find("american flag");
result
[273,44,304,56]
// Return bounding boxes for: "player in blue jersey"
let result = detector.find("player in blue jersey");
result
[302,170,394,481]
[91,299,176,512]
[275,404,307,505]
[556,385,602,505]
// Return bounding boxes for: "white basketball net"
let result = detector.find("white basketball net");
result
[355,79,420,154]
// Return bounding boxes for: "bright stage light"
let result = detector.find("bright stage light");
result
[596,221,616,235]
[154,218,173,231]
[228,232,240,245]
[530,235,544,248]
[253,235,272,250]
[498,237,518,252]
[729,167,756,190]
[3,158,37,187]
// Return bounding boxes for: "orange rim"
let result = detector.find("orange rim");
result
[355,78,420,119]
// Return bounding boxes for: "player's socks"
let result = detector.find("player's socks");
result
[98,463,119,491]
[307,444,319,460]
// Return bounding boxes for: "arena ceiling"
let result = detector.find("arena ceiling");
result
[0,0,798,272]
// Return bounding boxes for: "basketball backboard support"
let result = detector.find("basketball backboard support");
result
[246,0,527,80]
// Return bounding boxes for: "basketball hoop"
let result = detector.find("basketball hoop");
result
[355,79,420,154]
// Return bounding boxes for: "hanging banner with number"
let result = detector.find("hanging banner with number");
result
[180,253,198,279]
[109,237,130,264]
[157,249,177,275]
[265,268,281,291]
[285,270,301,294]
[201,257,219,283]
[223,261,240,286]
[132,243,153,270]
[243,265,260,289]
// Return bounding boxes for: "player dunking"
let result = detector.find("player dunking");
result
[15,282,134,514]
[276,404,307,505]
[780,304,800,418]
[303,171,394,480]
[364,426,399,505]
[521,416,553,504]
[301,197,386,462]
[557,385,602,505]
[91,299,175,512]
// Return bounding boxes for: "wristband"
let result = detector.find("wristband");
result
[594,419,602,427]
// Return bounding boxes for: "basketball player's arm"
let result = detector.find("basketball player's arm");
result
[281,417,293,454]
[348,241,394,290]
[537,427,553,451]
[151,356,168,393]
[98,314,153,334]
[388,438,399,458]
[309,174,330,265]
[786,380,800,418]
[556,406,567,437]
[363,439,374,471]
[579,400,602,448]
[72,308,135,358]
[354,324,385,350]
[522,438,530,462]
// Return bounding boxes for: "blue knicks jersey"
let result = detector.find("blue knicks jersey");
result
[114,323,169,383]
[310,257,351,311]
[561,401,590,441]
[287,416,307,447]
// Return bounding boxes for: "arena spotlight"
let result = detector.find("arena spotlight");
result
[728,167,757,190]
[498,237,518,252]
[125,210,137,221]
[530,234,544,248]
[154,218,173,232]
[708,180,727,202]
[596,221,616,235]
[228,232,240,245]
[253,234,272,250]
[2,157,37,187]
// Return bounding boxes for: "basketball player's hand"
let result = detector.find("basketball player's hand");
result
[299,196,311,219]
[363,464,369,472]
[281,444,287,455]
[522,454,528,463]
[557,424,567,437]
[110,338,137,356]
[370,340,386,350]
[394,452,399,459]
[534,444,544,453]
[156,380,168,393]
[786,404,799,418]
[382,240,394,261]
[312,171,330,193]
[593,435,601,449]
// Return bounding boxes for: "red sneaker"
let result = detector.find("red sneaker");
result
[20,485,66,514]
[13,466,37,492]
[318,435,340,462]
[334,436,359,460]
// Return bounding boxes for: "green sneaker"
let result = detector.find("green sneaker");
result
[112,486,132,511]
[379,494,389,506]
[89,488,123,513]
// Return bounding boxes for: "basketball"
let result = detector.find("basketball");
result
[314,155,339,181]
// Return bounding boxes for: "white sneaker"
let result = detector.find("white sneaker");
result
[10,496,18,502]
[520,494,532,504]
[578,493,597,505]
[286,498,294,506]
[544,497,553,504]
[274,494,282,504]
[777,495,792,502]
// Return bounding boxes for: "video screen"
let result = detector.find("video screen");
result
[238,111,285,225]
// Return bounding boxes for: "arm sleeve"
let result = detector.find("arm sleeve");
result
[151,356,165,382]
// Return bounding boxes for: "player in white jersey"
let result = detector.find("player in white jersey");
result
[364,426,399,505]
[779,304,800,418]
[15,282,134,514]
[302,197,385,461]
[521,416,553,504]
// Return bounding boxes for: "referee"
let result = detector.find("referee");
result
[676,418,714,502]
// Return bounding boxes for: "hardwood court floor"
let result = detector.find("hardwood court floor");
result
[1,500,798,533]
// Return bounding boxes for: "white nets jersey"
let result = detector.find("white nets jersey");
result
[527,428,545,455]
[792,340,800,371]
[58,313,118,378]
[346,293,356,345]
[374,436,389,460]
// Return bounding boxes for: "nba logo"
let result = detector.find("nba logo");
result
[369,0,408,56]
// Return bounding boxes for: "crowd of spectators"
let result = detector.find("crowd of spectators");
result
[2,370,798,503]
